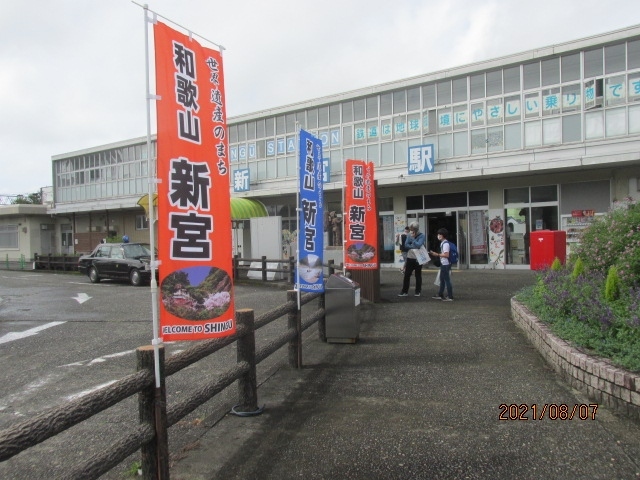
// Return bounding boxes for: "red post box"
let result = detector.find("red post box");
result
[530,230,567,270]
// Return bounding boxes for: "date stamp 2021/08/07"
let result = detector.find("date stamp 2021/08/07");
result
[499,404,598,421]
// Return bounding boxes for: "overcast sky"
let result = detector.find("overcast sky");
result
[1,0,638,196]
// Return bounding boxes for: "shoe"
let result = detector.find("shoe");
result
[414,293,421,297]
[431,295,443,300]
[442,297,454,302]
[398,292,408,297]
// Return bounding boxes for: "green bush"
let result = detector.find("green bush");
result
[517,198,640,372]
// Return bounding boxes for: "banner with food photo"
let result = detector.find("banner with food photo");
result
[344,159,378,269]
[297,129,324,292]
[154,21,235,341]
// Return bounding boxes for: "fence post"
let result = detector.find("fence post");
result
[288,256,295,284]
[287,290,302,368]
[235,308,259,413]
[261,255,267,282]
[20,254,25,270]
[318,290,326,342]
[137,345,169,480]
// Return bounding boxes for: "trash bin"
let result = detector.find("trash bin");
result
[325,273,361,343]
[530,230,567,270]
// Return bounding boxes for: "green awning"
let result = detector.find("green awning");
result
[230,198,268,219]
[138,194,268,220]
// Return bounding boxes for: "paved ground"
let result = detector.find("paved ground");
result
[169,268,640,480]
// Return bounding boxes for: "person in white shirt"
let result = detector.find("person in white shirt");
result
[430,228,454,301]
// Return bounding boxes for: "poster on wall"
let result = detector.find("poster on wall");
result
[154,21,235,341]
[344,159,378,269]
[469,210,487,255]
[488,209,505,268]
[394,214,407,266]
[297,129,324,292]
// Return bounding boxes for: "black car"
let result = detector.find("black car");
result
[78,242,156,286]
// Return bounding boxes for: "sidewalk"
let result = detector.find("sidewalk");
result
[170,268,640,480]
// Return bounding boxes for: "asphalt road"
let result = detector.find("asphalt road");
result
[0,269,294,479]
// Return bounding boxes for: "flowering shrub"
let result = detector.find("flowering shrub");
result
[518,198,640,371]
[575,199,640,287]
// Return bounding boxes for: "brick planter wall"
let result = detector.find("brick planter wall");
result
[511,298,640,420]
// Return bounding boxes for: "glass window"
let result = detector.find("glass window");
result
[366,96,378,119]
[342,125,353,146]
[542,117,561,145]
[504,66,520,93]
[541,57,560,86]
[487,126,503,152]
[542,87,560,116]
[504,95,521,122]
[228,124,238,143]
[437,80,451,105]
[486,70,502,97]
[584,48,603,78]
[276,116,286,135]
[630,104,640,134]
[629,39,640,69]
[471,129,486,154]
[380,93,392,116]
[296,111,306,130]
[562,114,581,143]
[304,108,316,130]
[406,195,423,210]
[606,107,626,137]
[407,87,421,111]
[470,102,485,127]
[318,106,329,127]
[393,115,407,138]
[505,123,521,150]
[524,120,541,147]
[342,101,353,123]
[531,185,557,202]
[367,144,379,164]
[487,98,503,125]
[438,133,452,159]
[561,84,581,113]
[605,43,626,74]
[380,142,394,165]
[561,53,580,82]
[394,140,407,165]
[469,191,488,206]
[585,110,604,139]
[524,92,540,118]
[470,73,485,100]
[256,119,265,138]
[523,62,540,90]
[437,108,452,132]
[246,121,256,140]
[605,75,626,106]
[423,109,437,134]
[329,104,340,125]
[422,84,435,108]
[452,78,467,103]
[453,131,468,156]
[353,99,366,121]
[393,90,406,113]
[505,187,529,204]
[453,105,468,130]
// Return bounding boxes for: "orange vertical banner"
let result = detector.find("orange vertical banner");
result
[344,159,378,269]
[154,21,234,341]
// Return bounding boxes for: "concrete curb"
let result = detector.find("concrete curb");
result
[511,298,640,420]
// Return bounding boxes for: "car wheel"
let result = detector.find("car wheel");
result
[130,268,142,287]
[89,267,100,283]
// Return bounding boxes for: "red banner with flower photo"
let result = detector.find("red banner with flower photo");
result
[154,21,234,341]
[344,159,378,269]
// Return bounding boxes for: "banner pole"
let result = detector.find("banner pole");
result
[295,124,301,311]
[342,158,346,276]
[142,4,162,389]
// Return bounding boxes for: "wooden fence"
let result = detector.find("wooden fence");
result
[0,290,326,479]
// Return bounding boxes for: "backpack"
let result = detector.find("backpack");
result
[446,241,459,264]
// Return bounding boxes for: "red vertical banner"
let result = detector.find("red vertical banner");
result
[344,159,378,269]
[154,21,234,341]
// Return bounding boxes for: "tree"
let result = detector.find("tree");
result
[11,192,42,205]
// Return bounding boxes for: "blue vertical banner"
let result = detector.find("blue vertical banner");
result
[297,129,324,292]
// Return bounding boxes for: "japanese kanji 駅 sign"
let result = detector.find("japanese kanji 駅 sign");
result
[344,159,378,269]
[297,130,324,292]
[154,21,234,341]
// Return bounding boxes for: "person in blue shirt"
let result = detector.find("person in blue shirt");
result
[398,222,425,297]
[430,228,454,301]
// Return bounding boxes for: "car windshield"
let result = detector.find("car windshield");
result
[123,243,152,259]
